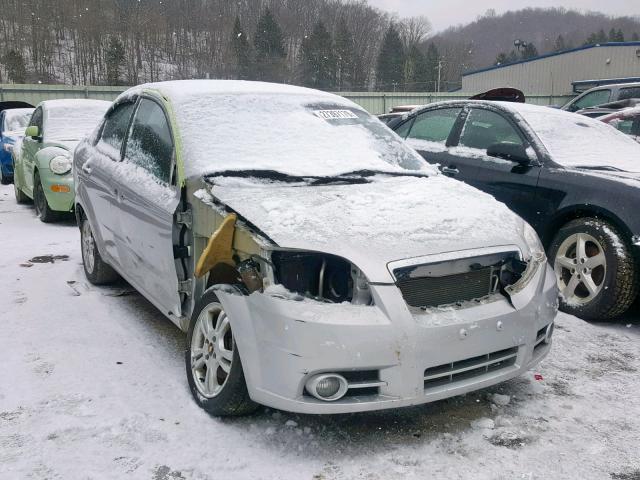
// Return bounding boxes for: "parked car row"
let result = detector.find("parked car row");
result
[6,79,637,418]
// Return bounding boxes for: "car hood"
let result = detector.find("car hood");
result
[49,140,80,152]
[206,175,528,283]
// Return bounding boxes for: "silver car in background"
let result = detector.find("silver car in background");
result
[74,80,557,416]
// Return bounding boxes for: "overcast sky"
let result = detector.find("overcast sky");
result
[367,0,638,31]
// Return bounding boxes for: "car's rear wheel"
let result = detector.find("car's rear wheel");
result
[550,218,638,320]
[33,173,60,223]
[185,289,258,416]
[80,217,120,285]
[0,169,11,185]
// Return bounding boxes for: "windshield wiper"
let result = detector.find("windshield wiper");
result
[572,165,627,172]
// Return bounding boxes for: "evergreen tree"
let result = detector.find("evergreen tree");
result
[376,24,405,91]
[105,37,125,85]
[299,21,335,89]
[521,43,538,59]
[404,44,428,91]
[596,29,607,43]
[253,8,287,82]
[334,19,354,91]
[616,29,625,42]
[554,35,566,52]
[2,50,27,83]
[232,17,251,80]
[424,43,440,91]
[633,32,640,41]
[609,28,618,42]
[495,52,508,65]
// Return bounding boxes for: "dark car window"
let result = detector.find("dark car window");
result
[568,89,611,112]
[406,108,461,143]
[613,119,634,135]
[618,87,640,101]
[29,107,43,131]
[459,109,524,151]
[98,102,136,155]
[394,118,414,138]
[124,98,174,184]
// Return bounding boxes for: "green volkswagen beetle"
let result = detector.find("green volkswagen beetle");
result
[13,99,111,222]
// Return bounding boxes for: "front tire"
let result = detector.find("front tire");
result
[80,217,120,285]
[185,289,258,416]
[550,218,638,320]
[33,173,60,223]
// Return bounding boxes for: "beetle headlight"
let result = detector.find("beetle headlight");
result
[50,155,72,175]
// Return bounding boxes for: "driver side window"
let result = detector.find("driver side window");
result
[98,102,137,159]
[124,98,174,185]
[29,107,43,131]
[569,90,611,112]
[459,109,524,151]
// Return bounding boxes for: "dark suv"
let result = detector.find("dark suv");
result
[392,100,640,320]
[562,82,640,114]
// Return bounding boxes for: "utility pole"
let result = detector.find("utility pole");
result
[436,60,442,93]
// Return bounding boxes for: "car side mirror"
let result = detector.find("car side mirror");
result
[487,143,531,165]
[25,125,41,140]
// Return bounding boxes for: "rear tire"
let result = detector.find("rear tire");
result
[80,217,120,285]
[33,173,60,223]
[185,289,258,416]
[549,218,638,320]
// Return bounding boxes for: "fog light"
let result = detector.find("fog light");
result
[305,374,348,402]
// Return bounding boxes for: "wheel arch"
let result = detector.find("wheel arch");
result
[543,204,634,248]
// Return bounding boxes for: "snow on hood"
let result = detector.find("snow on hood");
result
[120,80,434,180]
[208,174,526,283]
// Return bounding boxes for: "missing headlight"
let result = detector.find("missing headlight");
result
[270,251,370,304]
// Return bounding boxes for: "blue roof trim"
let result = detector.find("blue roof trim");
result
[462,42,640,77]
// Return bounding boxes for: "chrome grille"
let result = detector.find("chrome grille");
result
[424,347,518,389]
[396,267,496,308]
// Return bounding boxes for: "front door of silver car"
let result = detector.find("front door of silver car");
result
[76,101,138,269]
[114,97,182,318]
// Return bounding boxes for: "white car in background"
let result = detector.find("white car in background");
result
[73,80,557,416]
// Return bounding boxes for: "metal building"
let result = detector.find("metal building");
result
[461,42,640,96]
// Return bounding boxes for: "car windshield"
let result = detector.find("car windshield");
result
[3,108,33,132]
[169,91,433,178]
[45,102,110,142]
[518,108,640,172]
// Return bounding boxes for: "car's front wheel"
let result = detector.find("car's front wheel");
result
[33,173,60,223]
[80,217,119,285]
[550,218,638,320]
[185,289,258,416]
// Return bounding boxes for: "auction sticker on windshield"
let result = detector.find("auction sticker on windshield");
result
[314,110,359,120]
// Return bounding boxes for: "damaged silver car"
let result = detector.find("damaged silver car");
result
[73,80,558,416]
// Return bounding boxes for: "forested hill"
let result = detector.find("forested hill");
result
[431,8,640,83]
[0,2,638,91]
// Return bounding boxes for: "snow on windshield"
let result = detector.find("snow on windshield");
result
[3,108,33,133]
[515,106,640,172]
[150,81,434,178]
[45,100,110,142]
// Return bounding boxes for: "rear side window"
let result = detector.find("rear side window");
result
[459,109,523,150]
[618,87,640,101]
[394,118,413,138]
[406,108,461,143]
[569,89,611,111]
[124,98,174,184]
[99,102,136,155]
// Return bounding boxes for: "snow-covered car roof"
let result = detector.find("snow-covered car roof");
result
[599,105,640,122]
[118,80,433,180]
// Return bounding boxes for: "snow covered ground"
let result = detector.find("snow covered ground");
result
[1,182,639,480]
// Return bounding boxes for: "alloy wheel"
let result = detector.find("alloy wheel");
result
[554,232,606,305]
[81,221,96,275]
[190,303,234,398]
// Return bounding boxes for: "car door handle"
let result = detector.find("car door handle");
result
[441,166,459,177]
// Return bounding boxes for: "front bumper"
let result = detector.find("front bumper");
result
[40,169,74,212]
[217,262,558,414]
